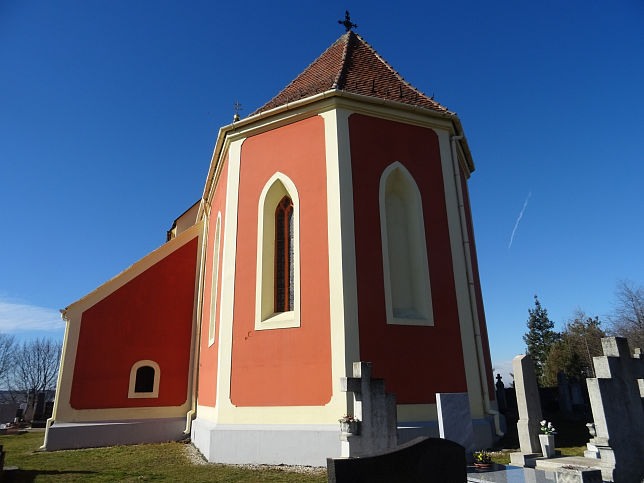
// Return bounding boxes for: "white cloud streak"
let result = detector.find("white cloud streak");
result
[0,301,64,333]
[508,192,532,249]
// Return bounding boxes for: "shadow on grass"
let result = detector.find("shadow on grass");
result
[3,469,97,482]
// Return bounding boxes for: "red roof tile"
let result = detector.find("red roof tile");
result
[251,31,450,116]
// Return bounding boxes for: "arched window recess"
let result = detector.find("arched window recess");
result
[379,161,434,326]
[128,360,160,398]
[208,212,222,347]
[255,172,301,330]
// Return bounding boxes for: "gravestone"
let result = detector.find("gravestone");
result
[510,354,543,467]
[570,381,585,408]
[31,392,47,428]
[584,337,644,483]
[0,404,18,425]
[495,374,507,414]
[327,436,465,483]
[340,362,397,457]
[436,392,475,459]
[557,371,573,414]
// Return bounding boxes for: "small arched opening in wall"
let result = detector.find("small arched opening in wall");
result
[128,360,161,398]
[379,161,434,326]
[254,172,301,331]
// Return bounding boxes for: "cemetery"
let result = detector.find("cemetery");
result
[2,7,643,483]
[1,335,642,481]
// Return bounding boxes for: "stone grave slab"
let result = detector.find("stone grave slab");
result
[327,436,465,483]
[436,392,475,457]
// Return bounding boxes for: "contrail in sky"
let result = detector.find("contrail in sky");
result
[508,192,532,249]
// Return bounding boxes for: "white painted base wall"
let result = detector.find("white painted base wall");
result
[44,417,186,451]
[191,416,502,467]
[191,418,342,467]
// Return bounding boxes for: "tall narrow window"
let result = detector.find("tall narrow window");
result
[208,213,222,346]
[274,196,294,312]
[255,173,300,330]
[379,162,434,326]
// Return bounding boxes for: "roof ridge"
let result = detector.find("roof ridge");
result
[250,34,347,116]
[333,31,353,89]
[353,33,446,111]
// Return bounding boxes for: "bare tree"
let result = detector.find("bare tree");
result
[0,334,16,400]
[10,338,62,405]
[609,280,644,351]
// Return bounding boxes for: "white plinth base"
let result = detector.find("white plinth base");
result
[44,418,186,451]
[191,418,342,467]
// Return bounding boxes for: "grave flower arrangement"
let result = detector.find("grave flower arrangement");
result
[473,450,492,465]
[539,420,557,435]
[338,415,360,435]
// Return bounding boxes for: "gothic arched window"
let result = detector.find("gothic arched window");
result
[379,162,434,326]
[208,213,222,346]
[254,173,300,330]
[274,196,294,313]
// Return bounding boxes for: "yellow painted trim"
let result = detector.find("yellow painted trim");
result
[199,92,474,223]
[436,130,486,419]
[397,404,438,422]
[213,138,243,417]
[321,109,360,389]
[128,360,161,399]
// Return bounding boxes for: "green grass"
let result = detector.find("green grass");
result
[487,445,585,466]
[0,431,327,482]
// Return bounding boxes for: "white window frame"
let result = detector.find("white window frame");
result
[128,360,161,398]
[379,161,434,326]
[254,172,301,331]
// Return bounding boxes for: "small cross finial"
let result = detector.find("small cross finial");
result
[338,10,357,32]
[233,100,242,122]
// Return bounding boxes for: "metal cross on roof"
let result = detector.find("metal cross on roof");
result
[338,11,357,32]
[233,100,243,121]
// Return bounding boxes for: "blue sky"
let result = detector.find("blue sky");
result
[1,1,643,384]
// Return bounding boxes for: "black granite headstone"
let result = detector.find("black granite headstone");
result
[327,436,466,483]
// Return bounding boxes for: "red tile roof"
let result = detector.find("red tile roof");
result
[251,31,450,116]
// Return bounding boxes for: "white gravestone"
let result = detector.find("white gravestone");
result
[585,338,644,483]
[436,392,475,459]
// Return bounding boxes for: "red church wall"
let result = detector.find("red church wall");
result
[70,237,198,409]
[349,114,468,404]
[459,169,495,400]
[230,115,333,406]
[197,157,229,407]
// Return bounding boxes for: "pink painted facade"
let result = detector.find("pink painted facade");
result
[48,29,498,462]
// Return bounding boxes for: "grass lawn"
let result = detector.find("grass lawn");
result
[0,431,327,482]
[487,416,589,465]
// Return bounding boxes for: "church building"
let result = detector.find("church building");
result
[45,24,501,466]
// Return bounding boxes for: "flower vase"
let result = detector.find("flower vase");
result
[340,420,360,435]
[539,434,555,458]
